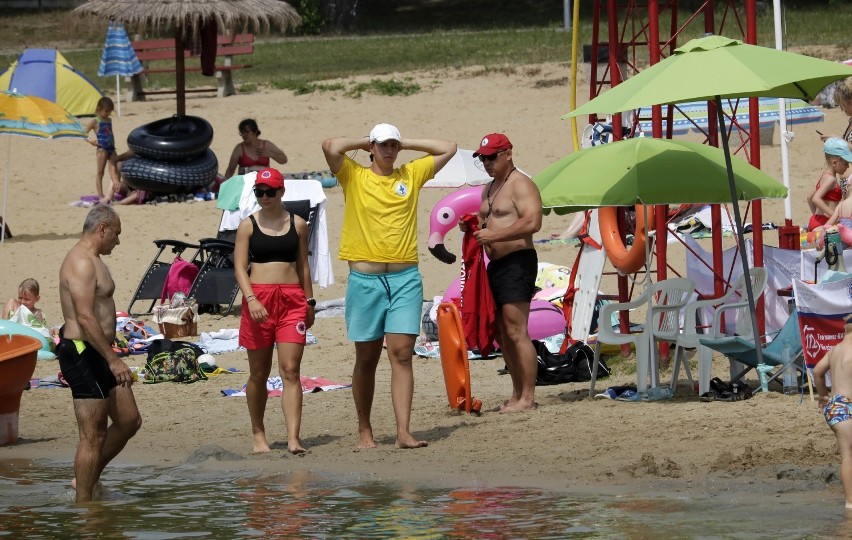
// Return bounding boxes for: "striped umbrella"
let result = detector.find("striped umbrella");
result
[0,91,87,243]
[635,97,824,136]
[98,22,143,116]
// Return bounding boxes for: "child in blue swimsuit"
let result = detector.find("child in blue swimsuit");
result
[83,97,120,205]
[814,313,852,510]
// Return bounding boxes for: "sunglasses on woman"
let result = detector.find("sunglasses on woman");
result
[253,187,279,198]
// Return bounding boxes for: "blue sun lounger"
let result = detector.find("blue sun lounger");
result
[699,309,803,390]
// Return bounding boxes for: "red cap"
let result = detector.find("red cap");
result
[255,167,284,190]
[473,133,513,157]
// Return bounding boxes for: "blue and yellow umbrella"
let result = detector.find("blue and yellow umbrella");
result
[1,90,87,242]
[0,90,87,139]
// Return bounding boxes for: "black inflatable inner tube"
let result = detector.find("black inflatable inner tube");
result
[123,149,219,194]
[127,115,214,162]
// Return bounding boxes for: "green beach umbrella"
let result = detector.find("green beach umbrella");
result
[568,35,852,118]
[565,35,852,370]
[533,137,787,215]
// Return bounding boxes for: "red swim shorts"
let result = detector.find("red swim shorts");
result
[239,283,308,349]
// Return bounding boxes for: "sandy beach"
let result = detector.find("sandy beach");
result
[0,60,847,499]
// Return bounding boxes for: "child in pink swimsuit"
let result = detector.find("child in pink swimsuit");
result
[811,139,852,230]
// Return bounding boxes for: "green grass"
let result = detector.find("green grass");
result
[345,78,421,98]
[0,4,850,97]
[49,27,572,93]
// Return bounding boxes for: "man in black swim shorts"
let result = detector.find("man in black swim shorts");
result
[58,205,141,502]
[466,133,543,412]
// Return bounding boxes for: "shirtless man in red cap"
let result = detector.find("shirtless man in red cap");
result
[468,133,542,412]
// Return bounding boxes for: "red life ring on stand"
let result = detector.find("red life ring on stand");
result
[598,205,654,274]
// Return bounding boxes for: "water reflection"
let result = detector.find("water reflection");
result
[0,459,846,539]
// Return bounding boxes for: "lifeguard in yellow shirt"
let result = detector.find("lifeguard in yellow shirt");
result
[322,123,456,449]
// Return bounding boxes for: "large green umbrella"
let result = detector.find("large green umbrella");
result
[569,35,852,118]
[534,137,787,214]
[565,35,852,370]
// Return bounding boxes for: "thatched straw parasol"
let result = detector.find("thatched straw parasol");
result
[73,0,301,115]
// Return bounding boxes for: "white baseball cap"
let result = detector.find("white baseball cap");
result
[369,123,401,143]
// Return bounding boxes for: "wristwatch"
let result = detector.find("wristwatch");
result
[306,298,316,307]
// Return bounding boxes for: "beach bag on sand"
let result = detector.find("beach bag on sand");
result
[534,339,607,386]
[160,256,199,304]
[144,341,207,384]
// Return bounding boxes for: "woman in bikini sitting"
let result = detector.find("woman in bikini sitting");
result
[224,119,289,179]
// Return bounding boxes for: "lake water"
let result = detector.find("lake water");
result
[0,458,847,539]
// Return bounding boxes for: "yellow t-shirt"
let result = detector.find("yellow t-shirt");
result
[336,155,435,263]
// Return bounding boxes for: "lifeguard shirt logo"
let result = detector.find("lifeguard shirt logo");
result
[394,181,409,197]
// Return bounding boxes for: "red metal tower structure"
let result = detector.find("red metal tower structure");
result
[586,0,766,336]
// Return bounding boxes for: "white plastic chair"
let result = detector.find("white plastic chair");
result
[589,288,650,397]
[645,278,695,390]
[590,277,695,396]
[669,268,767,395]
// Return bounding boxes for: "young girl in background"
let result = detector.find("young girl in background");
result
[83,97,121,205]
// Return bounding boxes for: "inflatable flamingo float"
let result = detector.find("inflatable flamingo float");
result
[428,185,568,340]
[428,185,484,264]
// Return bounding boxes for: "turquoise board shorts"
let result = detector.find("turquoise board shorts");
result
[345,266,423,342]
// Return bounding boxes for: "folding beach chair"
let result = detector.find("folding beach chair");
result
[187,238,240,316]
[699,309,804,391]
[282,198,319,256]
[127,239,202,315]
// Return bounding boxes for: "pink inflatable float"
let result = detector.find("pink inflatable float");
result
[428,185,484,264]
[810,224,852,250]
[839,223,852,247]
[431,186,567,339]
[442,276,566,340]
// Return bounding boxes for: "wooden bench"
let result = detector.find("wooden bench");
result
[127,34,254,101]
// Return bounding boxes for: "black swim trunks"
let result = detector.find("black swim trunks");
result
[487,248,538,306]
[57,335,117,399]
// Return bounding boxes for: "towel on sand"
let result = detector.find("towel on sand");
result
[221,375,351,397]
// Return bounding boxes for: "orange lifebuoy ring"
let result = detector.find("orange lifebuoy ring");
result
[436,302,482,414]
[598,205,654,275]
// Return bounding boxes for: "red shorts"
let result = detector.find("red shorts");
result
[239,284,308,349]
[809,214,829,231]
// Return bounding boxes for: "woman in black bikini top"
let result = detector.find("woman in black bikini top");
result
[233,167,314,455]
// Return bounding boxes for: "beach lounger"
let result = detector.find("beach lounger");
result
[699,309,804,391]
[282,199,319,256]
[127,239,202,315]
[187,239,240,316]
